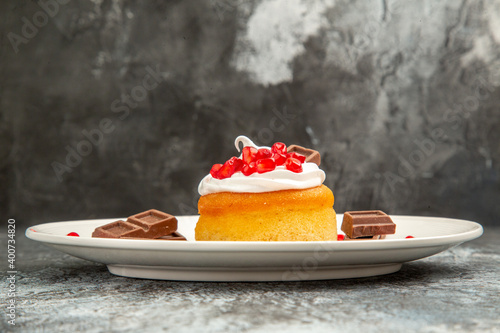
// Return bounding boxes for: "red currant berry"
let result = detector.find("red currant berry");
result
[210,164,223,179]
[242,162,257,176]
[67,232,79,237]
[285,157,303,173]
[272,153,287,166]
[406,235,414,239]
[271,142,287,155]
[287,152,306,163]
[256,148,273,160]
[337,234,345,241]
[256,158,276,173]
[242,146,258,164]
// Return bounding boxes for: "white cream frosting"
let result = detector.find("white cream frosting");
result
[198,136,325,195]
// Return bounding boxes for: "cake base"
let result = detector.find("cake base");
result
[195,185,337,241]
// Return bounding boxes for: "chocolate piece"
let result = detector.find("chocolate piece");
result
[157,231,187,241]
[371,234,386,240]
[341,210,396,239]
[287,145,321,165]
[91,220,145,238]
[344,234,387,241]
[122,231,187,241]
[127,209,177,236]
[92,209,178,239]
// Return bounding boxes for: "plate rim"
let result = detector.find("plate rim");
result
[25,215,484,252]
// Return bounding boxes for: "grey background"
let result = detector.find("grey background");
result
[1,0,499,228]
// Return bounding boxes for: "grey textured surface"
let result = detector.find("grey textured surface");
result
[1,0,500,227]
[1,228,499,333]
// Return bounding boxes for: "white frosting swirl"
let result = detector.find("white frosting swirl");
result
[198,136,325,195]
[234,135,263,152]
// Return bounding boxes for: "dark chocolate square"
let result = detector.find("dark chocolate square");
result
[127,209,177,237]
[287,145,321,165]
[157,231,187,241]
[341,210,396,239]
[92,220,145,238]
[92,209,178,239]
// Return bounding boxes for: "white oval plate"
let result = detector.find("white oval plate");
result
[25,215,483,281]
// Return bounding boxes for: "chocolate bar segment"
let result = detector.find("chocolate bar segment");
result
[92,209,178,239]
[343,234,387,241]
[92,220,145,238]
[157,231,187,241]
[122,231,187,241]
[287,145,321,165]
[127,209,177,237]
[341,210,396,239]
